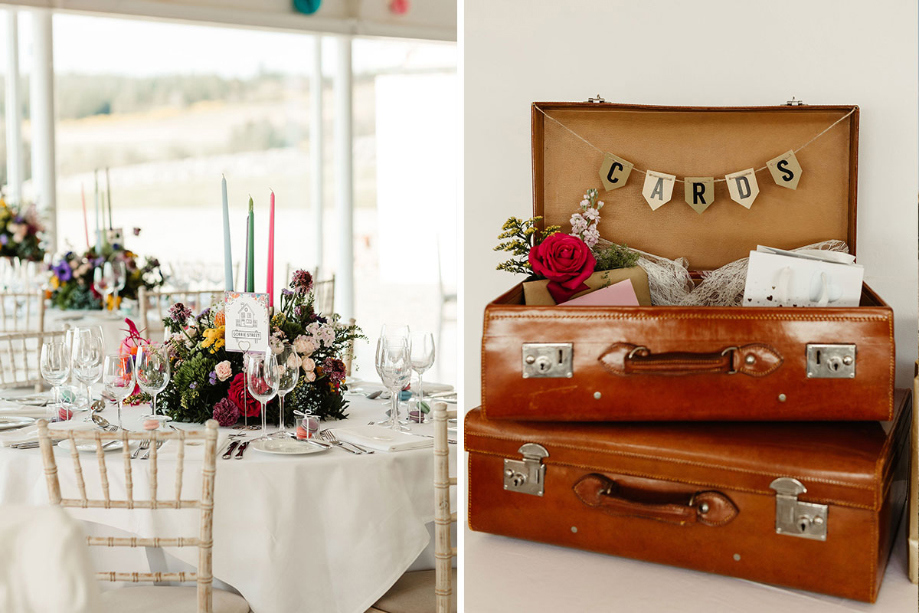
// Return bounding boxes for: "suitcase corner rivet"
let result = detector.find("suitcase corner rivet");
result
[778,394,787,402]
[593,392,601,400]
[571,526,578,533]
[733,554,741,562]
[745,355,756,365]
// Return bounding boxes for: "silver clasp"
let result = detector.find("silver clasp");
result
[587,94,605,103]
[770,477,828,541]
[504,443,549,497]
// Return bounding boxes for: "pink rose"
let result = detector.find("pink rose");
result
[215,360,233,382]
[528,233,596,303]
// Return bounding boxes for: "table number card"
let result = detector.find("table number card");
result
[224,292,270,354]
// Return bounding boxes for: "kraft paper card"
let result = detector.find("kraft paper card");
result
[562,279,640,307]
[742,247,863,308]
[641,170,675,210]
[766,150,803,190]
[599,152,634,191]
[726,168,760,208]
[684,177,715,214]
[522,267,652,306]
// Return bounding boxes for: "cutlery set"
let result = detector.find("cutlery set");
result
[319,429,373,454]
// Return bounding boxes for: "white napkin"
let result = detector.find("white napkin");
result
[334,425,433,452]
[0,402,53,419]
[413,381,454,395]
[0,425,38,446]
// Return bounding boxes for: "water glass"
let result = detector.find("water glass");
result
[376,337,412,432]
[102,354,135,429]
[41,340,71,421]
[72,329,103,411]
[275,343,300,436]
[135,343,171,416]
[410,332,435,423]
[246,351,280,436]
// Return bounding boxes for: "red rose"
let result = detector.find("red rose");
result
[228,372,260,417]
[528,233,596,303]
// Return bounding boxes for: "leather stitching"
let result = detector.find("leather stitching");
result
[465,433,876,492]
[488,312,890,322]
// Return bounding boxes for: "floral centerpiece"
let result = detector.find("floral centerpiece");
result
[0,198,46,262]
[49,241,165,310]
[495,188,642,305]
[157,270,364,426]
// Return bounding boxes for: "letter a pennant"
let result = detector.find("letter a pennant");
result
[725,168,759,209]
[641,170,675,211]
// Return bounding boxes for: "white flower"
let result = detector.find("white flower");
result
[570,214,588,235]
[583,208,600,222]
[583,226,600,249]
[293,334,317,356]
[287,353,302,369]
[301,357,316,373]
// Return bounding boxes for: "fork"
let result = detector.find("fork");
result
[319,430,361,454]
[131,439,150,459]
[10,440,58,450]
[141,440,165,460]
[322,429,371,454]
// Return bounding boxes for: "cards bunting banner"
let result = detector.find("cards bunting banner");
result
[536,106,855,214]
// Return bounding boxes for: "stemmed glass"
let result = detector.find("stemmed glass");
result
[376,337,413,432]
[135,342,171,416]
[72,329,103,412]
[274,343,300,437]
[246,351,280,437]
[93,263,114,312]
[375,324,411,425]
[102,354,135,429]
[111,260,127,312]
[409,332,435,423]
[40,340,71,422]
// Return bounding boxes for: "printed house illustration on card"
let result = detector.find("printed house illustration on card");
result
[224,292,270,354]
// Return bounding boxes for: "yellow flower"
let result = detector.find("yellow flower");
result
[201,326,226,353]
[106,295,122,310]
[50,276,60,290]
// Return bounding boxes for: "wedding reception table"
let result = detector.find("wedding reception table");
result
[44,308,134,355]
[0,390,455,613]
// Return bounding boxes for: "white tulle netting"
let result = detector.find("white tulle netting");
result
[593,239,850,307]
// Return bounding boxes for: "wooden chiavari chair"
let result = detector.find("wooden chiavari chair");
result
[37,419,250,613]
[0,330,65,392]
[138,288,226,338]
[0,290,45,332]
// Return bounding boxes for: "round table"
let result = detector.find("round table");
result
[0,391,454,613]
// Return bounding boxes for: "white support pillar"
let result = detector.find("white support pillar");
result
[310,35,324,275]
[29,9,56,252]
[5,9,22,204]
[333,35,353,320]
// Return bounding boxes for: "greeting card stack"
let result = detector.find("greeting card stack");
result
[466,102,912,602]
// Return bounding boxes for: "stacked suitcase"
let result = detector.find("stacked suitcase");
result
[466,102,912,603]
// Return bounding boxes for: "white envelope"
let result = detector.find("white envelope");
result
[743,247,864,308]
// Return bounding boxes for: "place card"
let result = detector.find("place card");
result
[224,292,270,354]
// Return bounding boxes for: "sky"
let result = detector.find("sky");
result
[0,11,455,78]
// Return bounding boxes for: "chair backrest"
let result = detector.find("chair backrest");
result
[0,291,45,333]
[433,402,457,613]
[0,330,65,390]
[37,419,220,613]
[313,276,335,315]
[138,288,225,338]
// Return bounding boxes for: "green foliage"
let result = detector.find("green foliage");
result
[594,242,639,271]
[494,216,560,277]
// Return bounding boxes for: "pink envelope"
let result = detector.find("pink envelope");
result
[561,279,640,306]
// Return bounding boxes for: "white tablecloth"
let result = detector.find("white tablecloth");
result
[0,392,453,613]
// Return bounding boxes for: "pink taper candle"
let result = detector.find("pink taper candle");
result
[80,184,90,250]
[267,190,275,306]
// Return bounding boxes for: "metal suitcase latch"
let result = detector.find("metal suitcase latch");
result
[504,443,549,496]
[806,344,856,379]
[522,343,573,379]
[770,477,828,541]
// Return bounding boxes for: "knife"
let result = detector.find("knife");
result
[222,440,239,460]
[234,440,250,459]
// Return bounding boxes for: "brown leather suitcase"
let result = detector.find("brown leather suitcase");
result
[465,388,911,602]
[482,102,896,422]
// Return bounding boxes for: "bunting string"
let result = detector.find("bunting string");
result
[536,106,855,184]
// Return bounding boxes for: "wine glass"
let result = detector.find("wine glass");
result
[72,329,103,411]
[41,339,71,422]
[246,351,280,437]
[376,337,412,432]
[93,263,114,311]
[409,332,435,423]
[102,354,135,429]
[135,342,171,416]
[111,260,127,312]
[275,343,300,437]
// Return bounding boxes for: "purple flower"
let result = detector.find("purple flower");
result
[212,398,240,427]
[0,235,8,246]
[189,381,197,390]
[281,288,293,296]
[208,371,218,385]
[52,261,73,282]
[323,357,347,385]
[197,308,211,323]
[168,302,193,324]
[293,306,303,318]
[291,269,314,295]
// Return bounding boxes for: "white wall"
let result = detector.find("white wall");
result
[463,0,919,406]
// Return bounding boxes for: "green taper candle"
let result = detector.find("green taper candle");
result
[247,196,255,292]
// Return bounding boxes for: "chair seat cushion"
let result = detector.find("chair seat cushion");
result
[99,586,249,613]
[372,569,457,613]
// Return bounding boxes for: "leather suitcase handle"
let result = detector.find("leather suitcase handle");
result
[573,474,738,527]
[598,342,783,377]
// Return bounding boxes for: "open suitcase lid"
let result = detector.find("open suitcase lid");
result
[466,389,909,512]
[532,102,858,271]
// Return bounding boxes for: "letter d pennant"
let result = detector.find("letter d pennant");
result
[725,168,759,209]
